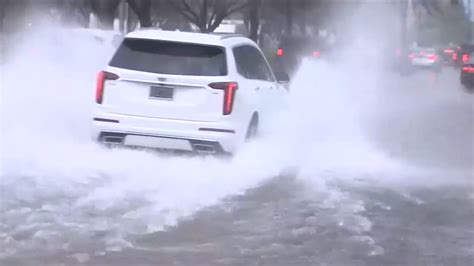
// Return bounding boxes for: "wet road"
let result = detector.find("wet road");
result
[1,40,473,266]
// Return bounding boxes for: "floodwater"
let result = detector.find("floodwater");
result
[0,27,473,266]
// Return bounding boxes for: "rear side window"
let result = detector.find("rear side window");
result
[233,45,274,81]
[110,38,227,76]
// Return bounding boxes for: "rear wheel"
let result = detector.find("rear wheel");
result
[462,82,474,91]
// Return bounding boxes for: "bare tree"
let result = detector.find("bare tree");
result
[0,0,9,31]
[54,0,90,27]
[89,0,121,29]
[248,0,262,42]
[127,0,152,28]
[413,0,442,15]
[151,0,191,31]
[166,0,250,33]
[265,0,324,36]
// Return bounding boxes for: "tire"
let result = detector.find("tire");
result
[462,83,474,91]
[245,116,259,141]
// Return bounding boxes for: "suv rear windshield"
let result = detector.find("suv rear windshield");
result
[110,38,227,76]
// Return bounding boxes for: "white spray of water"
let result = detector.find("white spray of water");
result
[0,24,470,257]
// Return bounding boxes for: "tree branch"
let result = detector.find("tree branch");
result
[208,0,250,32]
[207,0,219,29]
[166,0,199,25]
[181,0,200,22]
[227,0,251,16]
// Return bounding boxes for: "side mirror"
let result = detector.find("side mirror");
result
[275,71,290,84]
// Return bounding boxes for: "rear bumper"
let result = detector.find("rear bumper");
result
[461,75,474,88]
[91,112,244,154]
[411,60,440,68]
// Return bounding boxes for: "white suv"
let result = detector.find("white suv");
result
[92,30,289,154]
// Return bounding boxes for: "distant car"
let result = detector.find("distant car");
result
[453,43,474,67]
[460,53,474,89]
[274,36,325,76]
[408,48,442,70]
[92,30,289,155]
[441,45,460,64]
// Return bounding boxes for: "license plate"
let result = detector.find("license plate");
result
[413,58,429,63]
[150,86,173,100]
[124,135,193,151]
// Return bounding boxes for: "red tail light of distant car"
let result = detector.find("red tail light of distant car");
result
[276,48,284,57]
[462,54,469,63]
[427,54,438,61]
[462,66,474,73]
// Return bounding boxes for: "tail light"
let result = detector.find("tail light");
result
[276,48,284,57]
[408,53,415,59]
[462,66,474,73]
[427,54,438,61]
[209,82,238,115]
[312,50,321,57]
[96,71,119,104]
[453,53,458,61]
[444,49,454,53]
[462,54,469,63]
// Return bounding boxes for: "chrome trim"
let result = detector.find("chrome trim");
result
[192,144,217,154]
[121,78,205,88]
[102,130,216,143]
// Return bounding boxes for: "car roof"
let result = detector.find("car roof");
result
[125,29,252,47]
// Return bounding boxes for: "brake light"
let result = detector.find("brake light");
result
[277,48,284,57]
[453,53,458,61]
[462,54,469,63]
[462,66,474,73]
[427,54,438,61]
[96,71,119,104]
[408,53,415,59]
[209,82,238,115]
[312,50,321,57]
[444,49,454,53]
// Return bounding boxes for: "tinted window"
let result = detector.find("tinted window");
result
[233,45,274,81]
[110,38,227,76]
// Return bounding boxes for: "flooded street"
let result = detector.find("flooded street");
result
[1,29,473,266]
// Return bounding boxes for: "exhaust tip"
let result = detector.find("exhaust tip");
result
[102,136,124,145]
[192,144,217,154]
